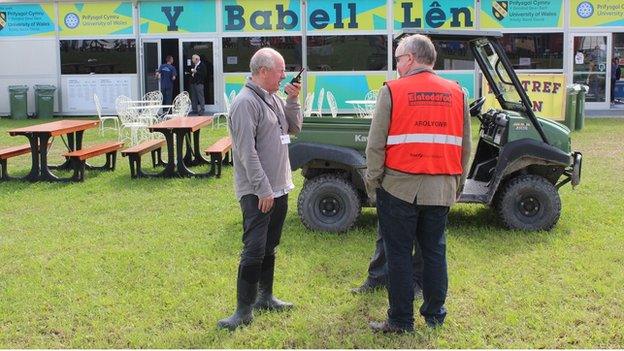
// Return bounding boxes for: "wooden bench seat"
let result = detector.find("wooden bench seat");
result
[0,144,31,180]
[0,142,51,180]
[204,136,232,178]
[0,144,32,160]
[121,139,166,178]
[63,141,124,181]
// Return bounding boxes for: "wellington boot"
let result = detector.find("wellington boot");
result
[217,265,260,331]
[253,255,293,311]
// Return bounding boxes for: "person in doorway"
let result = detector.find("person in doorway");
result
[156,55,177,106]
[350,223,424,299]
[190,54,207,115]
[611,57,621,104]
[366,34,471,333]
[217,48,302,331]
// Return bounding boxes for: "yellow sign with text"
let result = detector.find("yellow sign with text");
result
[482,74,566,120]
[571,0,624,27]
[59,2,134,36]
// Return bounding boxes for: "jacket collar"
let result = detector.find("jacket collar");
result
[402,66,436,78]
[245,78,273,101]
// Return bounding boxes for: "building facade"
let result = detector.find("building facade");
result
[1,0,623,116]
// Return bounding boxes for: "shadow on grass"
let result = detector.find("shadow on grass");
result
[447,205,502,232]
[446,205,556,258]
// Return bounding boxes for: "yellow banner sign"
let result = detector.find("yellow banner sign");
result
[571,0,624,27]
[483,74,566,120]
[59,2,134,36]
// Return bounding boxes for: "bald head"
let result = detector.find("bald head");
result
[249,47,286,93]
[250,48,284,76]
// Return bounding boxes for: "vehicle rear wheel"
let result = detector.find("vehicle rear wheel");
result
[298,173,361,233]
[495,174,561,231]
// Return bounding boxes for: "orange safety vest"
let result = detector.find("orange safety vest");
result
[385,72,464,175]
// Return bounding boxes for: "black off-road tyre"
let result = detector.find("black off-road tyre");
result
[297,174,361,233]
[495,174,561,231]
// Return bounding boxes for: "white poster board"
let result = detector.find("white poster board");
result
[65,76,132,113]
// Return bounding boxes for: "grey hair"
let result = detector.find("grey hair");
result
[396,34,437,66]
[250,47,282,75]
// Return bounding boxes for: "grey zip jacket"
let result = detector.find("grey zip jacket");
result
[228,78,303,200]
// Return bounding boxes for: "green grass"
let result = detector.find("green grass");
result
[0,117,623,348]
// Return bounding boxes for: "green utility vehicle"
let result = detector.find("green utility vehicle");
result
[289,29,582,233]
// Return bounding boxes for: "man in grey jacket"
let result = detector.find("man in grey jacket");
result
[217,48,303,331]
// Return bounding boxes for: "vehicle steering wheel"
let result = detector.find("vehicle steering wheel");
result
[469,97,486,119]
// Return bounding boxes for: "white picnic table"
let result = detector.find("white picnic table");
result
[127,104,174,110]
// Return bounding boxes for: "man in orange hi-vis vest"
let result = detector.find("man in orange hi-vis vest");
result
[367,34,471,333]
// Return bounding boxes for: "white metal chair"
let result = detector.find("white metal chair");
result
[93,93,119,135]
[325,91,338,118]
[143,90,163,103]
[365,89,379,101]
[116,95,150,146]
[212,91,231,129]
[310,88,324,117]
[303,91,315,117]
[363,90,378,117]
[138,90,163,126]
[162,92,191,120]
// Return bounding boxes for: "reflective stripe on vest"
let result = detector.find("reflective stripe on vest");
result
[384,72,464,175]
[387,133,463,147]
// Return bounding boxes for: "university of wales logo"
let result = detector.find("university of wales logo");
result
[0,12,7,31]
[492,1,508,21]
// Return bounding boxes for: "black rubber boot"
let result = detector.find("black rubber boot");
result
[217,264,261,331]
[253,255,293,311]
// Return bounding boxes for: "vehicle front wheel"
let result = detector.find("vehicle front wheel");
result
[297,174,361,233]
[495,174,561,231]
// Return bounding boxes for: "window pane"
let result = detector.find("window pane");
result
[433,40,474,70]
[60,39,137,74]
[500,33,563,69]
[222,37,302,73]
[307,35,387,71]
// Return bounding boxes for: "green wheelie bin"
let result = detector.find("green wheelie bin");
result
[34,84,57,119]
[8,85,29,119]
[564,85,579,130]
[575,84,588,131]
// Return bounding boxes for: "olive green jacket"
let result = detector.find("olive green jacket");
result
[365,67,472,206]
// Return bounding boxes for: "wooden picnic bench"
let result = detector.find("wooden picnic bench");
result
[0,144,32,181]
[0,142,52,181]
[7,120,100,182]
[121,139,166,178]
[148,116,213,178]
[204,136,232,178]
[63,141,124,181]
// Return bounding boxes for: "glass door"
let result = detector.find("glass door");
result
[571,33,612,109]
[141,39,161,96]
[180,39,221,112]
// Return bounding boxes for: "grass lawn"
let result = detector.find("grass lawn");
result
[0,117,623,348]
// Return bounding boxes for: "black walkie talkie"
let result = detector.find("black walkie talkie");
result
[285,67,305,94]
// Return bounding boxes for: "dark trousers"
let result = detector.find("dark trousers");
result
[162,86,173,106]
[367,223,423,288]
[611,79,617,102]
[239,194,288,270]
[377,187,449,329]
[191,83,205,115]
